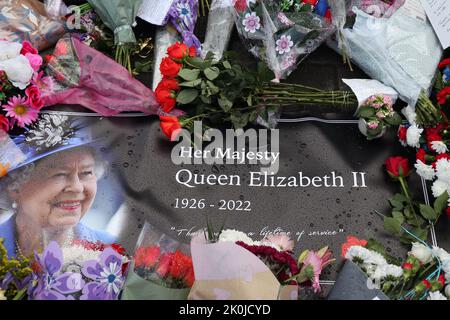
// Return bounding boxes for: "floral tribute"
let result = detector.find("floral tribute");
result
[133,245,195,289]
[27,241,128,300]
[342,236,450,300]
[0,40,49,133]
[216,229,334,293]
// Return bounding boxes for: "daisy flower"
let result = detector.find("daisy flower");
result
[2,95,38,128]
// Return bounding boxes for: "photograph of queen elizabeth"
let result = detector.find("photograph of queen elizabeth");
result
[0,114,119,258]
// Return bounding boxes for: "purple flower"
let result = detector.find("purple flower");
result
[30,242,85,300]
[167,0,201,51]
[80,248,125,300]
[276,35,294,55]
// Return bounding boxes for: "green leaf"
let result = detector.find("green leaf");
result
[257,62,275,82]
[176,89,199,104]
[434,191,449,215]
[204,67,220,81]
[365,238,387,257]
[218,96,233,112]
[367,126,382,138]
[385,112,403,126]
[222,61,232,69]
[389,197,404,210]
[187,57,210,70]
[384,217,402,235]
[178,69,200,81]
[392,211,405,224]
[419,204,438,221]
[356,106,376,118]
[179,79,202,88]
[206,80,219,95]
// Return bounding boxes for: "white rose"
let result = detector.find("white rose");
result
[0,41,22,61]
[0,55,34,89]
[410,243,432,264]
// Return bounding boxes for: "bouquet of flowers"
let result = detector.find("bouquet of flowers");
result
[152,0,202,90]
[156,42,358,140]
[0,40,48,133]
[121,222,194,300]
[0,238,33,300]
[85,0,143,73]
[188,228,334,300]
[28,240,128,300]
[356,94,402,140]
[201,0,236,61]
[328,0,442,106]
[233,0,335,81]
[381,156,449,243]
[334,236,450,300]
[42,35,162,116]
[0,0,67,51]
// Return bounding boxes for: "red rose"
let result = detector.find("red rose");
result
[20,41,38,55]
[160,57,182,78]
[25,85,43,110]
[167,42,189,60]
[416,149,427,163]
[398,125,407,143]
[156,89,176,112]
[385,156,410,178]
[189,46,196,57]
[437,87,450,105]
[234,0,247,12]
[160,116,182,141]
[157,78,180,91]
[0,115,9,132]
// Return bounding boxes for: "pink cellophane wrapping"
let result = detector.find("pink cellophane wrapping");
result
[42,36,161,116]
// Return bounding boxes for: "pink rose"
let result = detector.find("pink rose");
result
[25,85,43,110]
[25,53,43,71]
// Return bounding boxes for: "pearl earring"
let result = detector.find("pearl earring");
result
[12,201,18,210]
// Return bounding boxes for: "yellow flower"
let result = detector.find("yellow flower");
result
[0,162,10,178]
[0,290,6,300]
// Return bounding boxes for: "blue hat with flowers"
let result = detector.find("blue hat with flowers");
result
[0,113,97,174]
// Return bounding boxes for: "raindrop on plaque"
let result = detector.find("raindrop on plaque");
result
[123,162,130,168]
[128,150,133,156]
[336,198,341,204]
[211,165,220,174]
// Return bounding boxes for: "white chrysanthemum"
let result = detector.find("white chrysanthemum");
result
[436,159,450,184]
[410,243,433,264]
[427,291,448,300]
[406,124,423,148]
[431,141,449,154]
[345,246,387,266]
[415,160,436,181]
[253,240,280,251]
[432,179,450,198]
[218,229,254,245]
[401,105,417,125]
[371,264,403,281]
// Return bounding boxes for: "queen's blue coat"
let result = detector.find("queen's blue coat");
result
[0,215,116,258]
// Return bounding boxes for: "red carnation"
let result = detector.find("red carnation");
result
[423,279,431,289]
[169,250,193,280]
[167,42,190,60]
[416,149,427,164]
[0,115,10,132]
[160,116,182,141]
[438,274,446,286]
[385,156,410,178]
[156,252,173,278]
[20,41,38,55]
[134,246,161,269]
[160,57,182,78]
[437,87,450,105]
[398,125,407,144]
